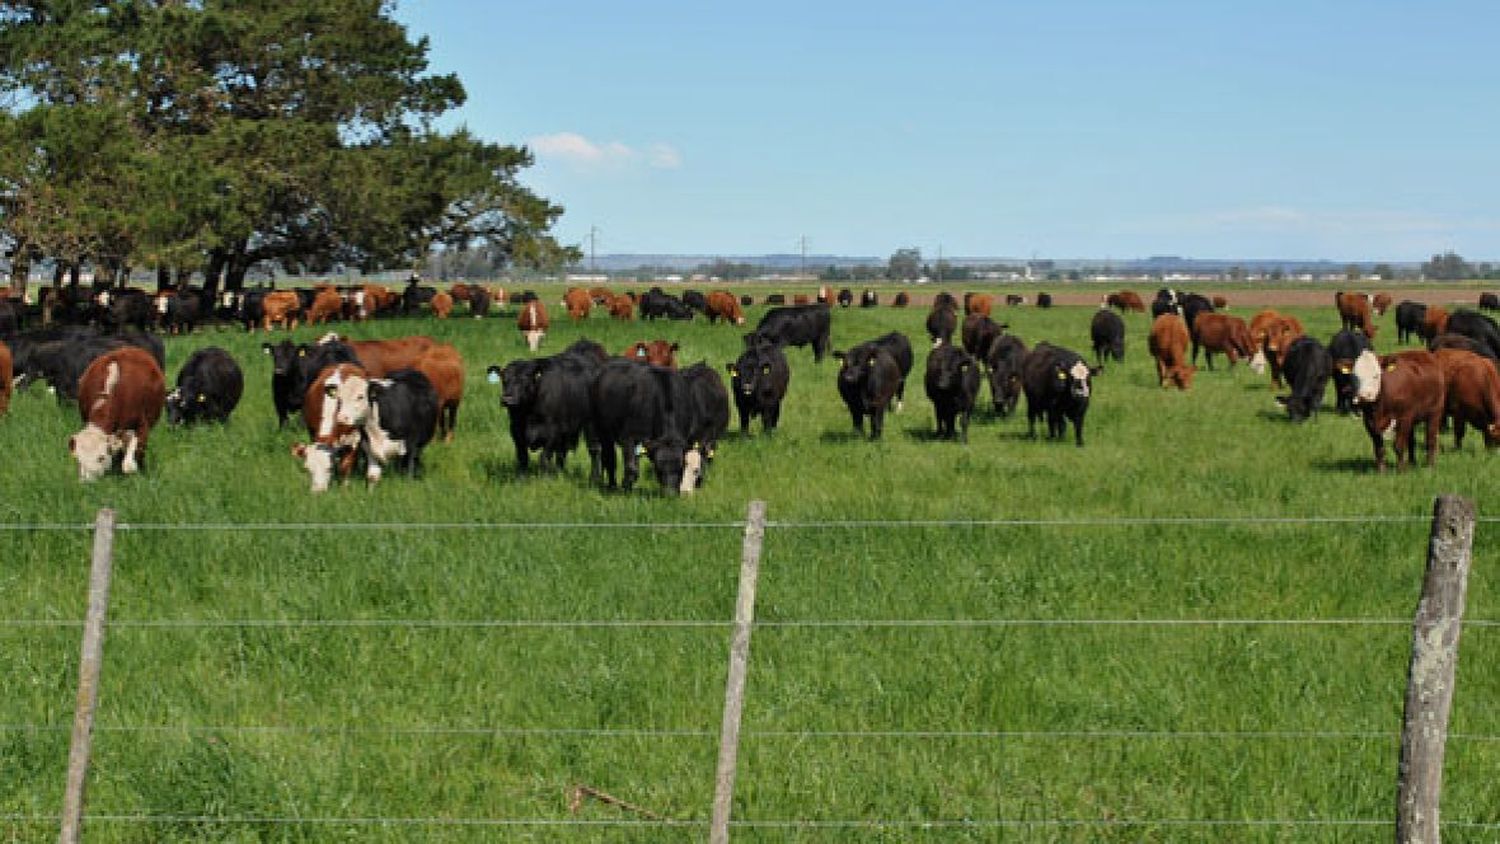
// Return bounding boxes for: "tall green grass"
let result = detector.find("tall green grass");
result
[2,285,1497,841]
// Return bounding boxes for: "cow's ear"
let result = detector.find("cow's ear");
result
[725,363,738,375]
[261,343,272,354]
[1056,370,1068,380]
[670,342,680,352]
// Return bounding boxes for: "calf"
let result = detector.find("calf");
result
[1106,291,1145,313]
[747,304,831,362]
[726,342,791,435]
[588,359,699,494]
[680,363,730,490]
[1418,306,1449,343]
[292,363,371,491]
[608,294,635,320]
[518,299,549,351]
[361,369,440,482]
[925,300,958,347]
[1435,348,1500,450]
[622,339,680,369]
[1191,312,1253,369]
[564,287,592,320]
[1347,349,1444,471]
[860,290,878,308]
[1149,313,1195,389]
[836,288,854,308]
[705,291,745,325]
[68,347,166,481]
[1335,291,1378,339]
[639,290,694,320]
[892,292,910,308]
[306,287,344,324]
[962,314,1005,362]
[166,347,243,425]
[260,290,301,332]
[925,344,981,443]
[1090,309,1125,368]
[1021,342,1093,446]
[1276,336,1331,422]
[833,332,913,440]
[986,335,1027,416]
[1395,301,1427,344]
[1327,330,1374,414]
[1372,293,1392,316]
[492,343,604,474]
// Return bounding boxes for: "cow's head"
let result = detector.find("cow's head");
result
[930,351,974,393]
[68,424,120,482]
[164,387,203,426]
[1348,350,1383,405]
[323,369,370,427]
[645,436,688,495]
[1060,359,1095,399]
[263,340,300,377]
[292,442,351,493]
[833,349,872,390]
[989,364,1021,415]
[498,359,544,408]
[1166,363,1199,390]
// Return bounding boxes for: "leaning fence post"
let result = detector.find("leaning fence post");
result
[1395,494,1476,844]
[710,500,767,844]
[59,508,116,844]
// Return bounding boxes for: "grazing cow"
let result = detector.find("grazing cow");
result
[414,344,464,442]
[1090,309,1126,368]
[622,339,680,369]
[360,369,440,482]
[1005,294,1025,306]
[104,289,153,333]
[306,287,344,324]
[468,287,492,317]
[564,287,592,321]
[682,290,709,315]
[860,290,878,308]
[892,292,910,308]
[833,332,913,439]
[1176,292,1214,332]
[726,341,791,435]
[639,290,694,320]
[1035,293,1053,309]
[260,290,301,332]
[588,359,699,494]
[680,363,730,490]
[1480,293,1500,312]
[1418,306,1449,344]
[1148,314,1196,390]
[292,363,371,491]
[166,347,243,425]
[926,299,958,347]
[792,294,811,305]
[68,347,166,482]
[1327,330,1374,414]
[1442,310,1500,360]
[518,299,549,352]
[925,344,981,443]
[986,335,1027,416]
[837,288,854,308]
[1335,291,1378,339]
[491,342,605,474]
[816,286,831,305]
[766,293,786,305]
[0,340,11,416]
[1021,343,1093,446]
[1372,293,1392,316]
[1276,336,1332,422]
[609,294,635,320]
[747,304,832,362]
[1211,295,1228,310]
[1435,348,1500,449]
[402,278,437,314]
[740,294,754,308]
[588,287,613,305]
[964,293,993,317]
[1191,312,1254,369]
[429,291,454,319]
[13,332,161,403]
[1106,291,1145,313]
[1347,349,1445,471]
[705,290,746,325]
[1395,301,1428,344]
[962,314,1006,362]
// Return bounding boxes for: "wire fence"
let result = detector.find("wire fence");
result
[3,504,1490,838]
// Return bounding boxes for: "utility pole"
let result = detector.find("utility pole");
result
[799,235,808,280]
[588,226,599,274]
[937,244,943,286]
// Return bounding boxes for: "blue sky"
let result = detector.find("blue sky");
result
[394,1,1499,261]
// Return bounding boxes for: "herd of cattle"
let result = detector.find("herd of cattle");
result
[3,279,1500,490]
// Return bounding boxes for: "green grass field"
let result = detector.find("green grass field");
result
[2,284,1498,841]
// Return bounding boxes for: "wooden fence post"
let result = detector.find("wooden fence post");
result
[1395,494,1476,844]
[710,500,767,844]
[59,508,117,844]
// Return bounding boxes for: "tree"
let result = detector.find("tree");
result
[1371,263,1395,281]
[1345,264,1362,281]
[1422,251,1470,281]
[887,247,921,280]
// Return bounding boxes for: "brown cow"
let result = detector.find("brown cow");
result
[306,287,344,325]
[1418,306,1449,342]
[1211,295,1228,309]
[1249,312,1305,387]
[1148,314,1196,389]
[892,292,910,308]
[563,287,592,321]
[1335,291,1378,339]
[68,347,166,481]
[793,294,811,305]
[1191,312,1254,370]
[704,290,745,325]
[261,290,301,332]
[320,334,435,377]
[1106,291,1145,313]
[964,293,994,317]
[430,291,454,319]
[588,286,614,305]
[449,283,473,302]
[622,340,679,369]
[292,362,370,491]
[608,294,635,320]
[416,344,464,443]
[356,284,395,319]
[0,339,11,416]
[518,299,549,351]
[1371,293,1392,316]
[1435,348,1500,449]
[1348,349,1444,471]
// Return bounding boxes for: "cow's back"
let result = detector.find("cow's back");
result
[79,347,165,431]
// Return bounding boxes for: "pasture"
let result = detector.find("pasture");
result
[3,284,1500,841]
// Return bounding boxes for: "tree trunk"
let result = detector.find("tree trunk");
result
[156,266,170,291]
[202,250,227,300]
[54,263,67,288]
[7,254,27,299]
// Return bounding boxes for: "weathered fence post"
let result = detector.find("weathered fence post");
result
[59,508,117,844]
[710,500,767,844]
[1395,494,1476,843]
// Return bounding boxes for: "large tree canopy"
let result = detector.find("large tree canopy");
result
[0,0,578,293]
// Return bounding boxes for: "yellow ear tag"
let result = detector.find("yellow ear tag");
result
[197,393,206,402]
[1338,366,1351,375]
[1057,372,1067,380]
[1385,363,1397,372]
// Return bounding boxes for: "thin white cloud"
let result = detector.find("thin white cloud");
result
[529,132,681,171]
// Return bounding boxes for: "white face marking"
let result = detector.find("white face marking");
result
[332,374,370,428]
[70,424,115,482]
[679,448,703,494]
[318,332,340,345]
[526,329,545,352]
[1069,361,1091,397]
[155,296,169,314]
[1352,350,1382,404]
[301,447,335,492]
[1248,349,1267,375]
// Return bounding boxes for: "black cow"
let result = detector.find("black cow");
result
[161,290,204,334]
[1480,293,1500,312]
[263,339,358,428]
[1327,330,1373,415]
[740,294,754,308]
[0,298,22,334]
[1177,292,1214,332]
[766,293,786,305]
[235,288,268,331]
[1035,292,1053,309]
[681,363,730,488]
[925,301,958,347]
[103,289,153,333]
[837,288,854,308]
[362,369,440,480]
[1090,309,1126,368]
[469,288,491,317]
[893,292,911,307]
[747,304,831,362]
[1275,336,1332,422]
[1004,293,1025,306]
[1020,342,1093,446]
[402,279,437,314]
[489,342,605,474]
[860,290,878,308]
[833,332,912,440]
[986,335,1027,417]
[726,342,791,435]
[1443,310,1500,360]
[925,344,981,443]
[589,359,698,494]
[1395,301,1428,345]
[960,314,1004,362]
[639,290,695,321]
[166,347,244,425]
[682,290,709,314]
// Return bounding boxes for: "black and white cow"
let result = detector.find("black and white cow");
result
[1020,342,1094,446]
[166,347,244,425]
[1327,330,1373,415]
[362,368,440,482]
